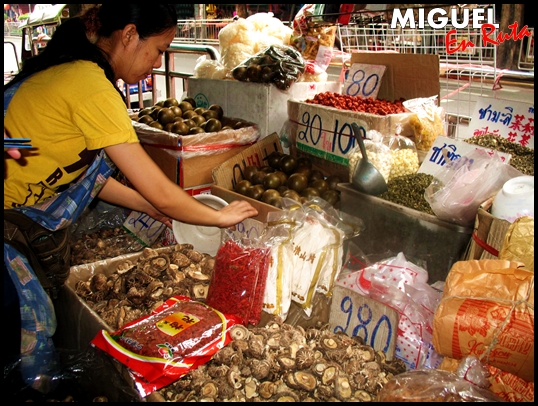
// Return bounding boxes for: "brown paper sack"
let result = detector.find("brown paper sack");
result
[433,259,534,382]
[499,216,534,272]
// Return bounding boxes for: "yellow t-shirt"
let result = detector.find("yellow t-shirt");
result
[4,61,139,209]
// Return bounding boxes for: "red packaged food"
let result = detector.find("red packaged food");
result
[206,237,271,326]
[91,295,240,396]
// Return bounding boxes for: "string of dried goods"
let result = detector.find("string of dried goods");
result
[156,317,407,402]
[75,245,215,331]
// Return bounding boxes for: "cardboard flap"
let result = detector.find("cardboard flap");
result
[350,53,440,102]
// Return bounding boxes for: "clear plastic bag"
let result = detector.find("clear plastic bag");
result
[405,96,446,152]
[335,252,444,370]
[348,129,393,184]
[376,367,503,402]
[291,4,337,75]
[205,229,272,326]
[231,44,305,91]
[424,148,525,226]
[383,124,420,181]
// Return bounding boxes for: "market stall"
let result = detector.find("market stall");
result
[7,4,534,403]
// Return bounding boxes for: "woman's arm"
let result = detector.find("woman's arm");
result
[97,177,173,227]
[103,142,258,227]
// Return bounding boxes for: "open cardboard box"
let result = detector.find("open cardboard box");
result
[288,53,441,180]
[54,246,181,401]
[211,132,284,223]
[131,116,259,194]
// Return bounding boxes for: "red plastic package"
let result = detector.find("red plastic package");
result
[91,295,240,396]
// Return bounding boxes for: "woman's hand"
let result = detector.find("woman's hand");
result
[215,200,259,228]
[4,128,22,160]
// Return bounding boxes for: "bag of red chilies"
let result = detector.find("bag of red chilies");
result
[91,295,240,396]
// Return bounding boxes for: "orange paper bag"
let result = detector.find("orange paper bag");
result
[433,259,534,382]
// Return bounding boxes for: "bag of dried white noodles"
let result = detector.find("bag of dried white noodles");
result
[289,204,345,316]
[262,202,305,320]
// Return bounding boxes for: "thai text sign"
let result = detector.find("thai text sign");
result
[461,98,534,148]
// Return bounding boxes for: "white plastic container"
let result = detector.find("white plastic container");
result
[172,194,228,256]
[491,176,534,223]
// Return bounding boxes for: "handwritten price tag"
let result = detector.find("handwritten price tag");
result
[232,217,265,240]
[343,63,386,99]
[418,135,512,176]
[329,285,398,360]
[122,210,167,247]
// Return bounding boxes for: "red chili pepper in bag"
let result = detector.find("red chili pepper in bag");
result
[206,239,271,326]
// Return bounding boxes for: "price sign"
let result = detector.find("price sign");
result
[232,217,265,240]
[459,97,534,148]
[418,135,512,176]
[343,63,386,100]
[329,285,398,360]
[122,210,167,247]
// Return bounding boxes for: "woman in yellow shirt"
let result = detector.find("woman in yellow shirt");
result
[4,4,257,393]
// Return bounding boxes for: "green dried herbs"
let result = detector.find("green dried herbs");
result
[464,134,534,176]
[379,173,435,215]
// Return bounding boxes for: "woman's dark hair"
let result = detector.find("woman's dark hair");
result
[4,4,177,95]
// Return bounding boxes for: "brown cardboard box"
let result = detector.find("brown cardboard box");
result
[133,117,259,194]
[287,53,441,180]
[211,132,284,222]
[465,197,512,261]
[350,53,440,103]
[54,246,180,401]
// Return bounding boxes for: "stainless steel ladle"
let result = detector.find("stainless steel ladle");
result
[351,122,388,196]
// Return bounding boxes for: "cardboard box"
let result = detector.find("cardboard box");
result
[211,132,284,222]
[350,53,440,103]
[465,197,512,261]
[133,117,259,192]
[53,246,181,401]
[288,53,440,180]
[187,79,342,139]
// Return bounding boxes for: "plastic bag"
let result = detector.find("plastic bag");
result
[405,96,446,151]
[383,124,420,181]
[231,44,305,91]
[132,118,260,160]
[424,148,525,227]
[348,129,393,184]
[291,4,337,75]
[91,295,240,397]
[376,366,503,402]
[335,252,444,370]
[205,229,272,326]
[262,207,304,321]
[193,55,230,80]
[5,346,142,402]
